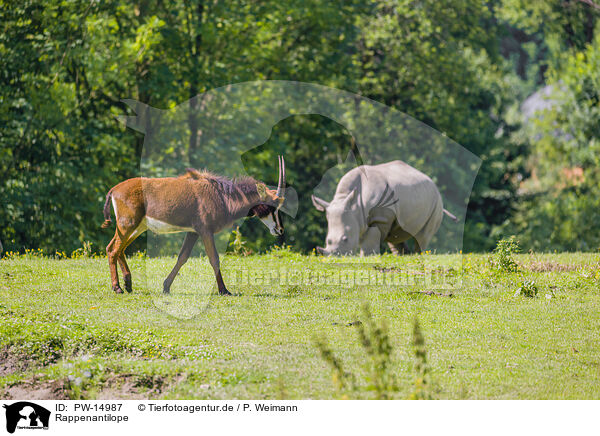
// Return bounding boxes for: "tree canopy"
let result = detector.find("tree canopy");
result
[1,0,599,254]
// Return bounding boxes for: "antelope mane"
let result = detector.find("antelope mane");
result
[181,168,265,201]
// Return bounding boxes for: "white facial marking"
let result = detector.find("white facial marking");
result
[259,214,279,236]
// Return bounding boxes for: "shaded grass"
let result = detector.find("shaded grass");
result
[0,252,599,399]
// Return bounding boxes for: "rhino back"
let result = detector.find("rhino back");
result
[340,161,442,240]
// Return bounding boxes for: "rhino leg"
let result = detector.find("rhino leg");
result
[360,227,381,256]
[413,241,422,254]
[387,241,409,255]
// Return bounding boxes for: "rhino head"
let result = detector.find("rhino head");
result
[312,189,360,255]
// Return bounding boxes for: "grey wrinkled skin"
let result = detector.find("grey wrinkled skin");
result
[312,160,449,256]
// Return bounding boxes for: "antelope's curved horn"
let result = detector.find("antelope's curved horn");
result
[276,155,286,199]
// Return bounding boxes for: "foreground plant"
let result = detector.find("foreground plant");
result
[408,316,431,400]
[515,280,538,298]
[492,236,521,273]
[315,304,433,399]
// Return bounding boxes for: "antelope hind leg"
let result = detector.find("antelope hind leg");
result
[117,255,133,293]
[116,222,146,293]
[106,232,125,294]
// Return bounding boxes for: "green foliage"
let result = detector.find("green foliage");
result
[1,0,599,254]
[408,316,431,400]
[354,304,397,399]
[0,0,367,254]
[315,304,400,399]
[515,280,538,298]
[355,0,521,252]
[267,244,297,258]
[63,357,103,400]
[229,227,249,256]
[71,241,94,259]
[316,304,433,400]
[492,236,521,272]
[507,23,600,251]
[314,336,352,394]
[498,0,598,76]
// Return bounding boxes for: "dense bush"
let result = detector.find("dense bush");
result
[1,0,598,253]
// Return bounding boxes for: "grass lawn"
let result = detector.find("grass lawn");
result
[1,250,599,399]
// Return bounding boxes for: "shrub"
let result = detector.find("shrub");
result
[515,280,538,298]
[71,241,94,258]
[492,236,520,272]
[229,227,250,256]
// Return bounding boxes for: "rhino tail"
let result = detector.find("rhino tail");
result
[443,208,459,222]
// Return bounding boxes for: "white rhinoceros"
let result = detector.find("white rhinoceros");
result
[311,160,457,255]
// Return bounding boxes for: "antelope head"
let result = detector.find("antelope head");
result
[251,155,286,236]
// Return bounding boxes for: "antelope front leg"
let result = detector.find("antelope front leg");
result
[163,232,199,294]
[360,227,381,256]
[201,232,232,296]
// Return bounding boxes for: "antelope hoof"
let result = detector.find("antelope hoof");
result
[219,288,232,296]
[124,276,133,293]
[162,287,170,295]
[113,285,124,294]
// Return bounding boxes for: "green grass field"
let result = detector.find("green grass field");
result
[1,250,599,399]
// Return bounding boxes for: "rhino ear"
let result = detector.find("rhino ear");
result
[342,189,357,206]
[311,195,329,212]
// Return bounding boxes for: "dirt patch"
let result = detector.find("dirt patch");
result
[0,354,19,377]
[96,376,152,400]
[96,373,183,400]
[373,266,426,275]
[526,262,579,272]
[0,348,66,399]
[1,373,176,400]
[96,374,165,399]
[1,379,67,400]
[0,348,30,377]
[373,265,455,275]
[0,344,179,399]
[408,289,453,298]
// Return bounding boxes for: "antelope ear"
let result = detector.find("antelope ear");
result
[256,183,268,201]
[311,195,330,212]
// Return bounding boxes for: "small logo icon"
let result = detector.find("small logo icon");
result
[2,402,50,434]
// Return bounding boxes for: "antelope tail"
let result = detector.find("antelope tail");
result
[101,190,113,228]
[443,208,459,222]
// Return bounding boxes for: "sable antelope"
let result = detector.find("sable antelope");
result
[101,156,286,295]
